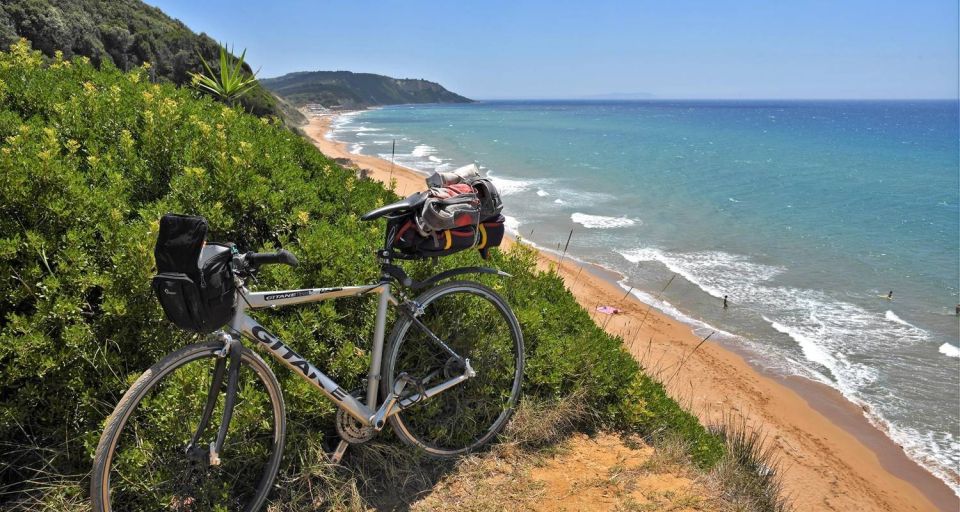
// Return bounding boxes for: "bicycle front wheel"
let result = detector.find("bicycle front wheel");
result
[382,280,524,457]
[91,341,286,512]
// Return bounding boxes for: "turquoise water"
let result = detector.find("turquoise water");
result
[331,100,960,491]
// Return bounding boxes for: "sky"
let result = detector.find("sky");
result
[146,0,959,100]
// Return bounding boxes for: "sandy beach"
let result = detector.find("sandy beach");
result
[303,111,957,511]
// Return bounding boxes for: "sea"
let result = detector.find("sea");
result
[328,100,960,493]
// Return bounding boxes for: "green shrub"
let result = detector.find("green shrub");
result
[0,40,722,503]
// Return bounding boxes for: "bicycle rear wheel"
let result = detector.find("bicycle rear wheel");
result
[91,341,285,512]
[382,280,524,457]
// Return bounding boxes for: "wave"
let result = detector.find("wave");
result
[536,189,550,197]
[884,310,917,328]
[502,215,520,235]
[619,281,738,340]
[618,248,782,299]
[940,343,960,358]
[487,174,539,196]
[571,213,637,229]
[410,145,437,157]
[764,316,837,372]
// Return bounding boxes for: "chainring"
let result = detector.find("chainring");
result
[334,389,376,444]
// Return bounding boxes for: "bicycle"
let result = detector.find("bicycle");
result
[90,196,525,511]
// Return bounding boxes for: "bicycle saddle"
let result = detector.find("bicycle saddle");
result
[360,191,429,221]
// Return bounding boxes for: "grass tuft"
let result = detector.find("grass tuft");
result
[706,416,792,512]
[501,390,596,449]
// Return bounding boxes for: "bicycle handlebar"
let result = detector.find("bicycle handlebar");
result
[244,249,299,269]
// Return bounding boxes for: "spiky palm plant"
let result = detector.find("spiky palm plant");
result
[191,43,259,103]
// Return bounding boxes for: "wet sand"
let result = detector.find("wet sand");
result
[303,111,958,511]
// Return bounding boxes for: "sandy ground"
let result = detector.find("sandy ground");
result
[413,432,722,511]
[303,112,957,511]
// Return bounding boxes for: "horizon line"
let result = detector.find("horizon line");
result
[470,97,960,102]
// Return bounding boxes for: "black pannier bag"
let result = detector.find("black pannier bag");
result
[151,214,236,333]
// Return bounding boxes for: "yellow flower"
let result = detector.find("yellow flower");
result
[160,97,178,114]
[297,211,310,225]
[10,39,42,68]
[120,130,134,151]
[82,82,96,93]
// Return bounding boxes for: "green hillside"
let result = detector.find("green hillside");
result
[0,0,292,121]
[262,70,472,108]
[0,40,735,508]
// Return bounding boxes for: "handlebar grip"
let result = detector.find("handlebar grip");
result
[245,249,299,268]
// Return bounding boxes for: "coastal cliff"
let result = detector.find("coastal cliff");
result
[261,70,472,108]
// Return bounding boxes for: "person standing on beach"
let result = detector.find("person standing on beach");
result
[723,295,729,308]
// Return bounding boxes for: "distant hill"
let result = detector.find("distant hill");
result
[0,0,297,122]
[261,71,472,109]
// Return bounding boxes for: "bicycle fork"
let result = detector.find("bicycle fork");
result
[185,332,242,467]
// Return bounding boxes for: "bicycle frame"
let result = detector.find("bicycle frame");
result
[225,279,474,431]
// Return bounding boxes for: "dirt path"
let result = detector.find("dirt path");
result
[412,433,718,512]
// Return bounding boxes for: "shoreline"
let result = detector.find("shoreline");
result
[303,110,957,511]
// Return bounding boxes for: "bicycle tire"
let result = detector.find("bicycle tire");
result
[381,280,524,457]
[91,340,286,512]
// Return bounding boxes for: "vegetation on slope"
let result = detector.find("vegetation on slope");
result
[0,0,285,120]
[0,40,727,507]
[262,70,472,109]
